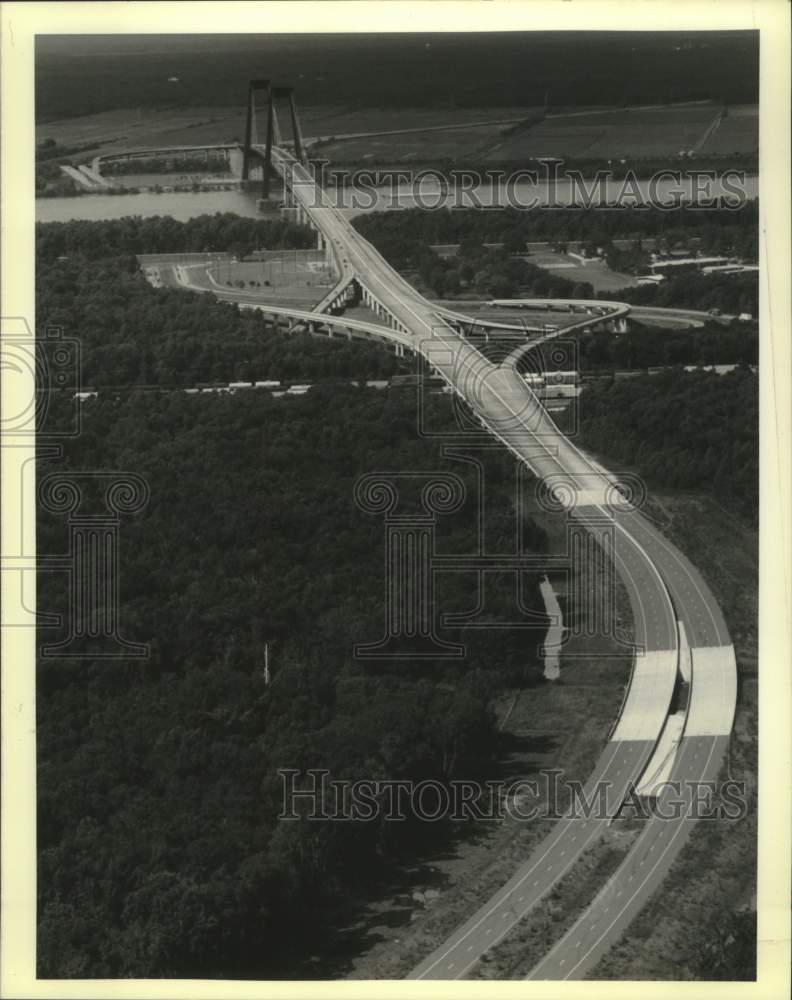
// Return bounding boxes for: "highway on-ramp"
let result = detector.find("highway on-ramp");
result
[263,147,735,981]
[167,144,737,978]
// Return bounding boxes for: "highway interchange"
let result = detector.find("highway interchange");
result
[158,144,738,979]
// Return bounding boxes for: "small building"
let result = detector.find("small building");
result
[522,370,581,399]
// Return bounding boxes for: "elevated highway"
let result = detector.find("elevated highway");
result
[172,140,736,978]
[255,147,736,979]
[152,259,414,355]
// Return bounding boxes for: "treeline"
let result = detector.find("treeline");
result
[519,320,759,373]
[353,207,758,313]
[36,137,94,162]
[324,152,757,176]
[36,214,314,263]
[37,386,549,977]
[606,271,758,317]
[36,33,758,122]
[36,164,82,198]
[37,254,405,387]
[577,368,758,521]
[353,203,759,262]
[361,237,593,301]
[102,155,231,176]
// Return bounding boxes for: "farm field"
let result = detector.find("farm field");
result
[35,105,536,162]
[484,105,725,160]
[37,102,757,170]
[698,105,759,155]
[309,123,521,164]
[300,106,536,138]
[300,103,758,165]
[36,106,248,159]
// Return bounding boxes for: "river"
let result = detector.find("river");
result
[36,173,758,224]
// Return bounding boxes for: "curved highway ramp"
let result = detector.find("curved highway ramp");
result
[161,139,738,979]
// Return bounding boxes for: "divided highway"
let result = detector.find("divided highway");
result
[262,147,737,980]
[171,145,737,978]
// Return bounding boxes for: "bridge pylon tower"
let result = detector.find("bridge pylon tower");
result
[242,80,308,199]
[242,79,271,183]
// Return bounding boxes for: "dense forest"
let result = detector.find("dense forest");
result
[352,204,759,262]
[36,32,758,122]
[585,321,754,370]
[37,255,406,387]
[352,206,759,316]
[575,368,758,521]
[513,320,758,374]
[36,217,411,388]
[37,385,551,979]
[36,214,315,261]
[409,242,593,301]
[602,271,758,316]
[36,217,554,977]
[34,206,758,977]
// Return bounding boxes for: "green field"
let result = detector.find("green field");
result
[310,122,520,164]
[698,105,759,155]
[527,250,642,293]
[34,106,536,164]
[312,103,757,166]
[35,101,758,171]
[483,105,725,160]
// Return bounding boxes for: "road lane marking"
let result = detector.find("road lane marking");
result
[292,179,682,977]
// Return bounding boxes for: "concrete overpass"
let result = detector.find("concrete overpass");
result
[249,144,736,981]
[138,114,738,977]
